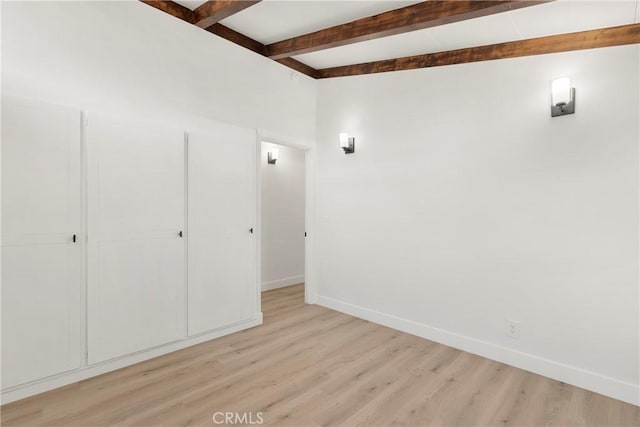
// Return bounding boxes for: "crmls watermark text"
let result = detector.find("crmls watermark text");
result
[212,412,264,425]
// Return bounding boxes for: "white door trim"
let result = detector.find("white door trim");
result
[255,131,316,305]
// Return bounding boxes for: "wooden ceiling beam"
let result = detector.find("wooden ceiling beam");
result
[317,23,640,79]
[204,24,319,78]
[140,0,318,78]
[206,23,268,55]
[140,0,195,23]
[266,0,551,60]
[138,1,639,80]
[193,1,261,29]
[274,58,320,79]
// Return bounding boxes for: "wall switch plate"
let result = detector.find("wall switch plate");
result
[507,319,520,339]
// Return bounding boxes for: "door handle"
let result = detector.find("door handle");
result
[249,228,254,234]
[72,234,77,243]
[178,230,183,238]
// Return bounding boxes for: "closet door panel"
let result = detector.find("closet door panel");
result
[188,129,256,336]
[190,232,253,332]
[91,238,184,362]
[88,117,185,364]
[2,103,77,235]
[2,244,80,388]
[1,99,82,389]
[96,123,184,234]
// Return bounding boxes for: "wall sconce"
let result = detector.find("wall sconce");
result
[551,77,575,117]
[267,149,278,165]
[339,132,355,154]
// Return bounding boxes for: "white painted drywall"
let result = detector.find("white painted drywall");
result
[3,0,639,406]
[315,46,640,404]
[0,0,315,402]
[1,1,316,145]
[261,143,305,291]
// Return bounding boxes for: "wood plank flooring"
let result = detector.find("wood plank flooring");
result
[2,284,638,426]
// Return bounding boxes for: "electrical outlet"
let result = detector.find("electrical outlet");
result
[506,319,520,339]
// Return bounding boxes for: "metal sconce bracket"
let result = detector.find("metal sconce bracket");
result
[267,152,277,164]
[551,87,576,117]
[342,137,355,154]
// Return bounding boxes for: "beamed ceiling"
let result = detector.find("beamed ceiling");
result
[141,0,640,79]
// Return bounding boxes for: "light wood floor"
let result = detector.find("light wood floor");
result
[2,284,638,427]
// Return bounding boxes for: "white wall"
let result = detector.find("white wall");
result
[3,0,639,406]
[0,0,314,402]
[261,143,305,291]
[315,45,640,405]
[1,1,316,144]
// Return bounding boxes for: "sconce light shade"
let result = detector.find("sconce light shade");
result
[339,132,355,154]
[267,149,279,164]
[551,77,575,117]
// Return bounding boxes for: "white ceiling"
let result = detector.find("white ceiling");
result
[175,0,640,70]
[222,0,421,44]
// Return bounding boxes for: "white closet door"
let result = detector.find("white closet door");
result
[1,98,82,389]
[87,116,185,364]
[188,129,257,336]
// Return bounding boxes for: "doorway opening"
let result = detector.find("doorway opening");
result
[259,141,307,309]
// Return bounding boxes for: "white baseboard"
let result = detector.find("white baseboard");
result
[262,275,304,291]
[316,296,639,406]
[1,313,263,405]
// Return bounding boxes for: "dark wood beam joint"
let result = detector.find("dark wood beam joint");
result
[140,0,195,23]
[206,23,269,56]
[204,24,319,79]
[194,1,261,29]
[139,0,317,78]
[275,58,320,79]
